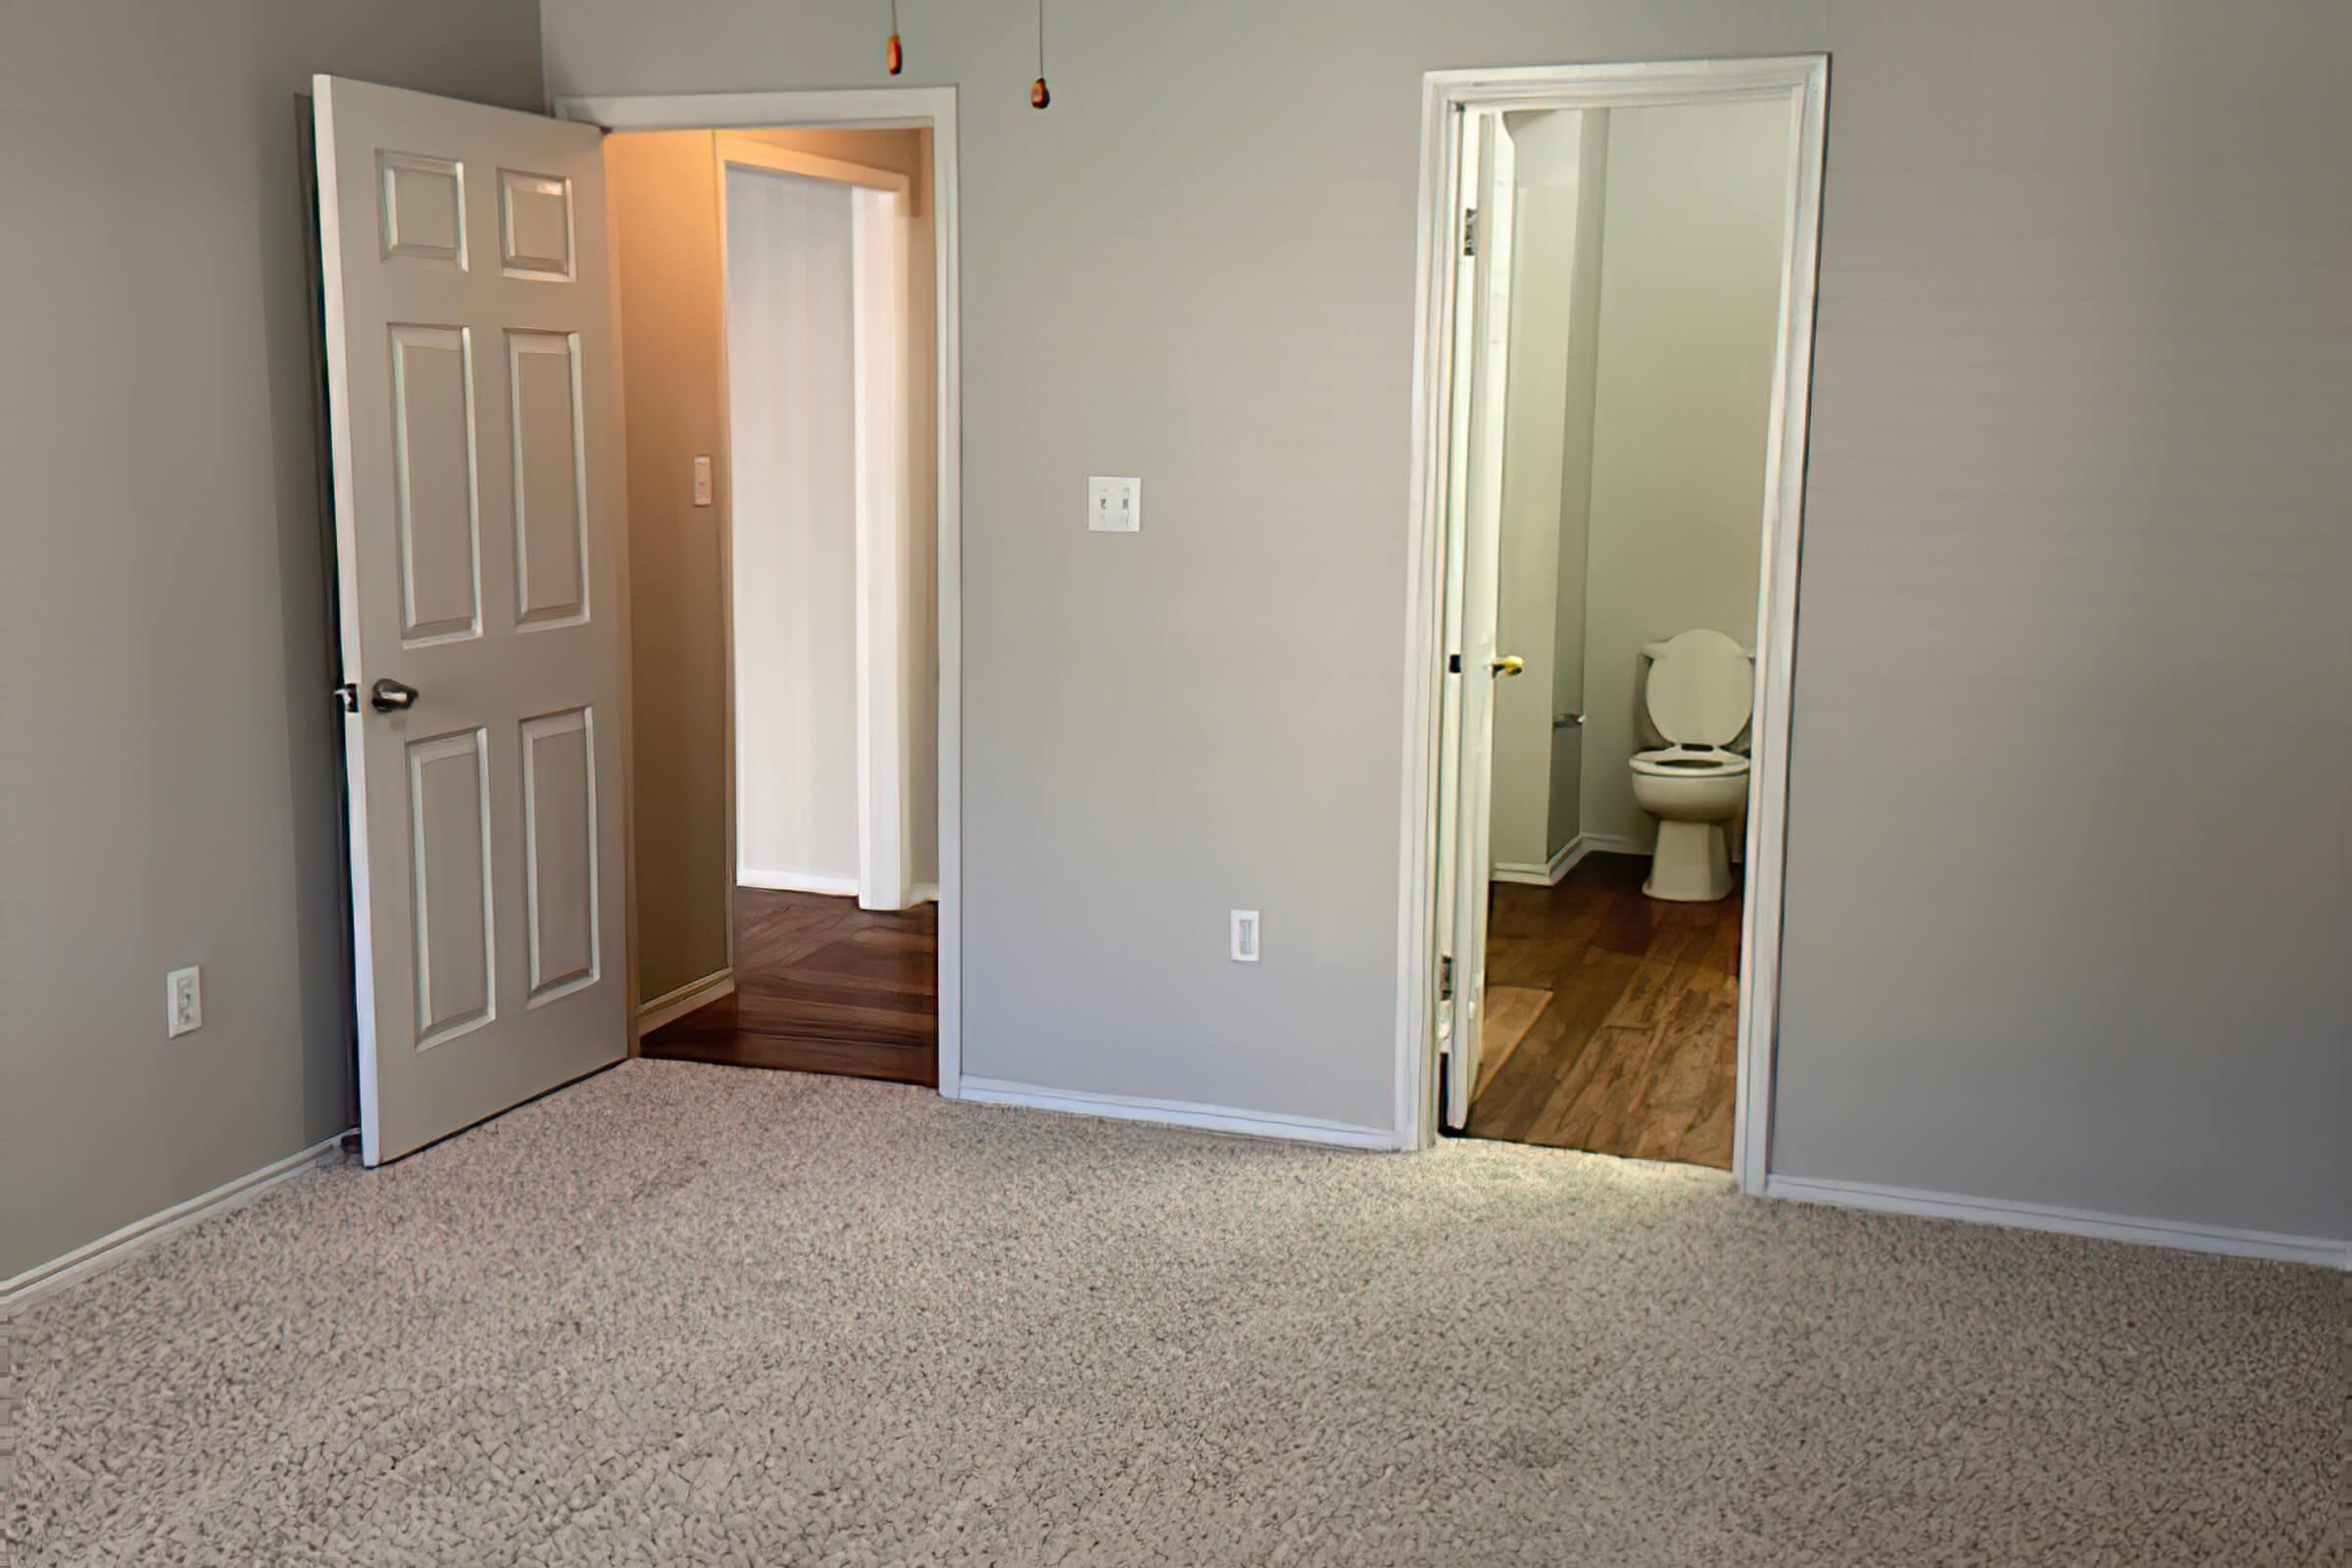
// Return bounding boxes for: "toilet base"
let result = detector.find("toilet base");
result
[1644,819,1734,903]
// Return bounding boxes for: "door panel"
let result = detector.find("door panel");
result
[507,330,589,626]
[389,325,482,645]
[520,707,600,1003]
[317,75,627,1164]
[408,727,494,1047]
[1446,113,1517,1130]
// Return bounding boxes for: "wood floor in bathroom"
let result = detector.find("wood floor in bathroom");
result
[1464,851,1741,1169]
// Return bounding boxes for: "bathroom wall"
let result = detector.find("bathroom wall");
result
[1489,113,1580,876]
[1577,98,1791,850]
[1491,109,1611,877]
[1545,113,1610,859]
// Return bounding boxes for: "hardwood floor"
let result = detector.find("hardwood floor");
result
[1464,852,1740,1169]
[641,888,937,1086]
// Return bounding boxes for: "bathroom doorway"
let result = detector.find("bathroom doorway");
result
[1400,59,1828,1182]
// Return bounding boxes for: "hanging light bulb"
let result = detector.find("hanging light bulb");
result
[1030,0,1051,108]
[885,0,904,74]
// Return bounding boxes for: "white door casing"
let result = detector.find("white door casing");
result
[1444,114,1518,1129]
[316,76,629,1164]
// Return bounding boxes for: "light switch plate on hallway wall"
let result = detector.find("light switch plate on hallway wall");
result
[1088,475,1141,532]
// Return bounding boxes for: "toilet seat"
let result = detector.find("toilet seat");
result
[1642,629,1753,748]
[1630,746,1748,779]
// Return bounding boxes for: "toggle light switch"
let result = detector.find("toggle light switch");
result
[1088,475,1141,533]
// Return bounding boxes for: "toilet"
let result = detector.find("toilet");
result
[1628,628,1753,903]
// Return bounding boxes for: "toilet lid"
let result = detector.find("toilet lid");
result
[1645,629,1753,745]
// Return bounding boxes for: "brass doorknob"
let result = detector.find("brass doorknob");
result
[1491,655,1526,678]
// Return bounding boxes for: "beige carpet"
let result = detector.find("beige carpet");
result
[4,1061,2340,1566]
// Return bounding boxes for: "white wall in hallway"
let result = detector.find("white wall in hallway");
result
[725,167,861,888]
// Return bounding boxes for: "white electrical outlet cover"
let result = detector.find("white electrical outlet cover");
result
[1230,910,1260,963]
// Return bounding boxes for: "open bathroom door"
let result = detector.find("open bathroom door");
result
[1445,113,1517,1130]
[315,75,631,1165]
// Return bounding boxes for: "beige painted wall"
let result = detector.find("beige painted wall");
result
[610,126,938,1005]
[608,130,733,1004]
[1576,99,1789,850]
[0,0,546,1282]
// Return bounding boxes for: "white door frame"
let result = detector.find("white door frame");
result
[1391,57,1828,1187]
[558,86,964,1098]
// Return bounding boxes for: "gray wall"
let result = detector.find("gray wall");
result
[4,0,2339,1280]
[544,0,2349,1240]
[549,0,1822,1139]
[1773,2,2350,1238]
[0,0,546,1280]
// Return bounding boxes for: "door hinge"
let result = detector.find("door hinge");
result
[1462,207,1478,258]
[1438,953,1455,1003]
[1447,652,1462,674]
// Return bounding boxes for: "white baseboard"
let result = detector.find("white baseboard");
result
[1762,1174,2349,1270]
[738,867,859,896]
[738,872,935,906]
[956,1077,1400,1151]
[1494,832,1639,886]
[2,1133,351,1307]
[636,968,735,1035]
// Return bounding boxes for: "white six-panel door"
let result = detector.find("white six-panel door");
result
[315,76,628,1165]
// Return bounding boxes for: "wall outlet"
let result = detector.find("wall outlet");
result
[1088,475,1141,533]
[692,455,713,507]
[167,966,203,1037]
[1230,910,1261,963]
